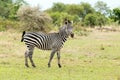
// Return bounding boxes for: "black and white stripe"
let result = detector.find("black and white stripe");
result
[21,20,74,68]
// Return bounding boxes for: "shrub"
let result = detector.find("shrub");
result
[0,18,20,31]
[17,6,52,32]
[84,13,107,28]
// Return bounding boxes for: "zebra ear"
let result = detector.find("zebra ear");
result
[68,20,71,23]
[67,20,72,25]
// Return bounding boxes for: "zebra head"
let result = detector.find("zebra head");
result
[59,20,74,38]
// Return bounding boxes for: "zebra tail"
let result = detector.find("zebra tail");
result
[21,31,26,42]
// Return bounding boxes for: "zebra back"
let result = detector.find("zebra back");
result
[21,19,74,50]
[23,32,54,50]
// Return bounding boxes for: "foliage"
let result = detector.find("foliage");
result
[63,2,95,20]
[0,0,27,19]
[51,2,66,12]
[8,4,20,20]
[49,12,80,26]
[65,4,84,16]
[0,17,20,31]
[17,6,52,32]
[84,13,97,27]
[46,2,95,28]
[0,0,12,18]
[84,12,107,27]
[13,0,28,5]
[95,12,107,27]
[94,1,110,16]
[0,1,119,31]
[112,8,120,24]
[80,2,95,20]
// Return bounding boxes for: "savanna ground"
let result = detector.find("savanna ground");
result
[0,29,120,80]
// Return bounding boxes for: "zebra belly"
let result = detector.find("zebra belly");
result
[25,41,52,50]
[38,45,52,50]
[37,42,52,50]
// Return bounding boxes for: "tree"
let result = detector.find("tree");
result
[17,6,52,32]
[96,12,107,27]
[13,0,28,5]
[94,1,110,16]
[66,2,95,22]
[0,0,27,19]
[49,12,60,26]
[0,0,12,18]
[65,4,84,16]
[84,13,97,27]
[80,2,95,20]
[84,12,107,27]
[46,2,94,26]
[112,8,120,24]
[9,0,28,20]
[49,12,79,26]
[8,3,21,20]
[51,2,66,12]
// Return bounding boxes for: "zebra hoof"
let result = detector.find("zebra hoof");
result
[32,65,36,67]
[48,64,51,68]
[25,64,29,68]
[70,33,74,38]
[58,64,62,68]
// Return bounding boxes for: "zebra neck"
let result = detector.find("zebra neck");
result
[59,33,68,42]
[62,36,67,42]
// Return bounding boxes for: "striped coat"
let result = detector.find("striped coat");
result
[21,20,74,68]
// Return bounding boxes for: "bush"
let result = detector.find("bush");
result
[17,6,52,32]
[84,13,107,28]
[49,12,80,27]
[0,18,20,31]
[84,13,97,27]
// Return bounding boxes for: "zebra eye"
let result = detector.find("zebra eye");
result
[65,21,68,25]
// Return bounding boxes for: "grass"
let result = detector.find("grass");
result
[0,30,120,80]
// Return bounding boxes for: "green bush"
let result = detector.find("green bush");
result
[84,13,107,28]
[0,18,20,31]
[84,13,97,27]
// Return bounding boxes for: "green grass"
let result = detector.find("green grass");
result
[0,30,120,80]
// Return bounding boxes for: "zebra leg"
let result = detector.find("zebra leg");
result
[57,51,61,68]
[28,46,36,67]
[25,51,29,67]
[48,49,56,67]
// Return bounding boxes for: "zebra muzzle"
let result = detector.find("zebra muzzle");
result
[70,33,74,38]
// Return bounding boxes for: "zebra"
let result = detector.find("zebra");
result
[21,20,74,68]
